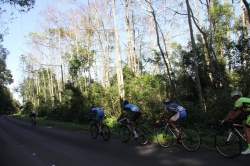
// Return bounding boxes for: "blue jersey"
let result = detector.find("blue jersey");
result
[124,104,140,112]
[91,107,104,116]
[165,103,186,114]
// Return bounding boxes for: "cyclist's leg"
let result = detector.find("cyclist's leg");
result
[244,115,250,143]
[34,114,36,123]
[169,112,180,132]
[130,112,141,138]
[242,116,250,154]
[31,114,34,122]
[129,113,136,131]
[96,110,104,131]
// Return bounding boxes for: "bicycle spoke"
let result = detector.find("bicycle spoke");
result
[181,129,200,152]
[214,130,241,158]
[90,124,98,139]
[119,126,130,142]
[136,126,149,145]
[101,125,110,141]
[156,127,173,148]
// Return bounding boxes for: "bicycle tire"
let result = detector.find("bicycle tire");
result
[156,127,173,148]
[119,126,130,142]
[181,128,201,152]
[136,126,149,145]
[31,119,35,126]
[214,129,242,158]
[101,125,110,141]
[90,124,99,139]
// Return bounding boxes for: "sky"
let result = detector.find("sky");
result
[3,1,49,101]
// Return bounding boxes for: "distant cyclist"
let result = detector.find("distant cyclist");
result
[30,109,36,125]
[117,99,141,139]
[89,105,104,133]
[155,98,187,139]
[220,90,250,155]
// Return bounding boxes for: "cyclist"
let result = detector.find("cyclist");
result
[155,98,187,139]
[117,99,141,139]
[220,90,250,155]
[30,109,36,125]
[89,105,104,133]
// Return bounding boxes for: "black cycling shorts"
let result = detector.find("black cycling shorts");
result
[129,112,141,123]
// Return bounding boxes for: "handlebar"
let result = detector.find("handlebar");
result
[220,119,243,129]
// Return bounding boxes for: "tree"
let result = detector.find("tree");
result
[0,0,36,113]
[186,0,205,112]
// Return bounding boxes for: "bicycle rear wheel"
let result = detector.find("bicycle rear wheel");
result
[136,126,149,145]
[214,129,242,158]
[156,127,173,148]
[119,126,130,142]
[90,124,98,139]
[101,125,110,141]
[181,129,201,152]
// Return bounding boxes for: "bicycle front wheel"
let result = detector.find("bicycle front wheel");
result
[156,127,173,148]
[214,129,242,158]
[136,126,149,145]
[101,125,110,141]
[181,129,201,152]
[90,124,98,139]
[119,126,130,142]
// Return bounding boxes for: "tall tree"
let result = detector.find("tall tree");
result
[186,0,205,112]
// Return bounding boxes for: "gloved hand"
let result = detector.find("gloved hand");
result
[219,120,225,126]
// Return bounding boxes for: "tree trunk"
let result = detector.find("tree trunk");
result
[186,0,205,112]
[112,0,125,112]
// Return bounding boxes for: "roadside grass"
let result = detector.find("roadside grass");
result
[14,114,217,148]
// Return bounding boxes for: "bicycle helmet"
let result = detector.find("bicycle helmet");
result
[163,98,172,104]
[123,99,129,105]
[91,105,97,109]
[231,90,242,98]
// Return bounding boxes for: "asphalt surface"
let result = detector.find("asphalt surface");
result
[0,115,249,166]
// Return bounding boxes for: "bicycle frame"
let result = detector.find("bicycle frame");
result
[119,118,132,131]
[164,123,177,138]
[162,121,181,139]
[214,121,247,158]
[118,118,149,145]
[232,124,246,142]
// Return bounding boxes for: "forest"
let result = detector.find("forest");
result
[1,0,250,138]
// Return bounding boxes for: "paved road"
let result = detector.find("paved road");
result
[0,115,249,166]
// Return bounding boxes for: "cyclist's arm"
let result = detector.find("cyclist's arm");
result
[223,107,242,121]
[158,110,168,121]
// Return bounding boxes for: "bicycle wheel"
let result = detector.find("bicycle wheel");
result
[31,119,35,126]
[136,126,149,145]
[181,128,201,152]
[90,124,99,139]
[156,127,173,148]
[101,125,110,141]
[119,126,130,142]
[214,129,242,158]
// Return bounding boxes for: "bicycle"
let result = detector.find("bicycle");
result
[90,119,110,141]
[156,120,201,152]
[118,118,149,145]
[214,120,247,158]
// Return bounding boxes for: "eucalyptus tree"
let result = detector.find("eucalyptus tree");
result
[136,0,180,99]
[112,0,125,111]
